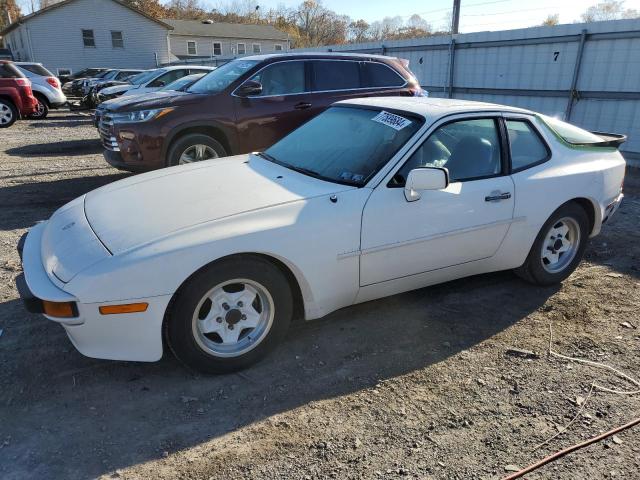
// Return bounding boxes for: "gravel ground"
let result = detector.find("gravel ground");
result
[0,111,639,480]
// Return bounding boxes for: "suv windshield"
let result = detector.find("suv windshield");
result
[129,70,158,85]
[18,63,53,76]
[187,60,259,94]
[263,106,422,186]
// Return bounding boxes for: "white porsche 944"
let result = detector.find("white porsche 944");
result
[17,98,626,373]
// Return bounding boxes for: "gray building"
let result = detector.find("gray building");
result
[0,0,173,74]
[164,19,289,60]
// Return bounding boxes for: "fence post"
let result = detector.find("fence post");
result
[565,29,588,121]
[381,44,387,56]
[448,38,456,98]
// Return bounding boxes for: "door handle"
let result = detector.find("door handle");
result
[485,192,512,202]
[294,102,312,110]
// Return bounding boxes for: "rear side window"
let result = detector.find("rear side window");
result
[540,114,603,144]
[506,120,549,171]
[312,60,360,91]
[0,62,24,78]
[20,64,53,76]
[362,62,405,88]
[249,61,305,96]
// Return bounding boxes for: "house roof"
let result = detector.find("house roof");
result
[163,19,289,41]
[0,0,173,36]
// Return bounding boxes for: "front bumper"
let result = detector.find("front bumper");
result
[16,223,169,362]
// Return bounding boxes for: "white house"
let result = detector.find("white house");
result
[163,19,290,60]
[0,0,173,75]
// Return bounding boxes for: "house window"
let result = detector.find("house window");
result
[82,29,95,47]
[213,42,222,56]
[274,44,283,51]
[111,31,124,48]
[187,41,197,55]
[237,43,246,55]
[252,43,261,54]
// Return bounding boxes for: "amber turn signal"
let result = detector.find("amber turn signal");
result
[42,301,77,318]
[99,303,149,315]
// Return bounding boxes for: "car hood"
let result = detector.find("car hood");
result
[84,155,354,254]
[105,90,196,111]
[101,84,136,95]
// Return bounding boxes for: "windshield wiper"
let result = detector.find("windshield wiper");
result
[257,152,340,184]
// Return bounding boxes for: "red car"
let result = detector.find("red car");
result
[0,60,38,128]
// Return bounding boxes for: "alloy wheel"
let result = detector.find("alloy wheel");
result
[179,144,218,164]
[191,279,275,358]
[540,217,581,273]
[0,104,13,125]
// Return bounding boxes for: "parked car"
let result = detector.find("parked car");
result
[81,69,146,109]
[16,97,626,373]
[0,60,38,128]
[97,53,422,171]
[15,62,67,119]
[97,66,215,103]
[58,68,107,86]
[93,73,207,127]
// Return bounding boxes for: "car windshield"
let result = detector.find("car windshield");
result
[187,60,259,94]
[18,64,53,76]
[161,74,204,91]
[126,70,156,85]
[263,106,423,186]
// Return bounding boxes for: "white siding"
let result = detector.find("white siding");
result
[21,0,170,73]
[169,34,288,58]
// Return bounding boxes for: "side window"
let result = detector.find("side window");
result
[312,60,360,91]
[237,43,246,55]
[213,42,222,56]
[361,62,405,88]
[506,120,549,171]
[393,118,502,185]
[111,31,124,48]
[187,41,197,55]
[249,61,305,96]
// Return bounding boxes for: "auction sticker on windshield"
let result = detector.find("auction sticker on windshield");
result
[372,111,412,131]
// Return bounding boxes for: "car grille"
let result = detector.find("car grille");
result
[98,114,120,152]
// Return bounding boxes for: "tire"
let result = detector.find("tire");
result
[30,96,49,119]
[515,202,590,285]
[0,98,17,128]
[167,133,227,167]
[166,256,293,374]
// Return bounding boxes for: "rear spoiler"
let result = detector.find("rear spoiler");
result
[589,132,627,148]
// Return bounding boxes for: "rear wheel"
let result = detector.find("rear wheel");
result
[30,96,49,119]
[515,202,590,285]
[0,98,17,128]
[167,133,227,167]
[166,256,293,374]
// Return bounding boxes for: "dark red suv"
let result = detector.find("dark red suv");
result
[98,53,422,171]
[0,60,38,127]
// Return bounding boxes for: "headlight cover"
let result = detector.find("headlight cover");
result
[111,108,174,124]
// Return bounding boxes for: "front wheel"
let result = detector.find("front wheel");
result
[0,98,17,128]
[167,133,227,167]
[166,256,293,374]
[515,202,590,285]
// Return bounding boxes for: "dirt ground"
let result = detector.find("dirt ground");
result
[0,110,639,480]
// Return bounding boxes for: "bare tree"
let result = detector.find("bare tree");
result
[348,19,370,43]
[542,13,560,26]
[0,0,22,32]
[581,0,639,22]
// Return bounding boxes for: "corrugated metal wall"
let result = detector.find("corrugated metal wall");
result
[300,18,640,166]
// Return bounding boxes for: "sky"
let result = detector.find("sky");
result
[204,0,640,32]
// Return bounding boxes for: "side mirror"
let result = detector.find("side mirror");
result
[236,80,263,97]
[404,168,449,202]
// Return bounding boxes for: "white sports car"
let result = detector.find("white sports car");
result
[17,98,626,373]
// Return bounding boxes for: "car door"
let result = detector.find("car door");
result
[233,59,314,152]
[359,115,515,286]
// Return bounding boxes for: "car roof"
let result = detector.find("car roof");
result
[336,97,533,120]
[240,52,401,62]
[162,65,215,71]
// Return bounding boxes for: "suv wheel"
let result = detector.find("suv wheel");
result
[30,97,49,119]
[166,256,293,374]
[0,98,17,128]
[167,133,227,166]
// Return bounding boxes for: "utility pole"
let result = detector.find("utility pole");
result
[452,0,461,34]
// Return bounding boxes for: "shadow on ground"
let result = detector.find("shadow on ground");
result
[0,173,129,230]
[5,138,103,157]
[0,272,559,480]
